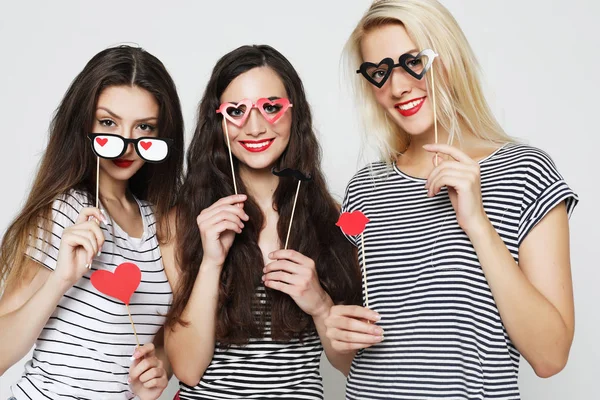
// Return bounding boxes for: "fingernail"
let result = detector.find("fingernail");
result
[377,335,384,341]
[261,275,265,281]
[268,252,273,258]
[127,378,131,383]
[129,354,135,361]
[374,314,381,321]
[97,250,102,257]
[85,263,91,269]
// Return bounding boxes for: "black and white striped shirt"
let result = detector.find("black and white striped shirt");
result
[179,286,324,399]
[11,189,172,400]
[341,144,578,400]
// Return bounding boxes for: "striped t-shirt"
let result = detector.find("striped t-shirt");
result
[341,144,578,400]
[179,285,324,400]
[11,189,172,400]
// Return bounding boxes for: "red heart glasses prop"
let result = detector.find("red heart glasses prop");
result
[91,262,142,346]
[337,211,371,309]
[216,98,293,127]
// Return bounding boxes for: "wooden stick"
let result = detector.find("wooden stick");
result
[223,121,238,195]
[95,156,100,207]
[361,232,369,309]
[284,180,302,250]
[126,304,140,347]
[86,157,101,270]
[430,62,440,166]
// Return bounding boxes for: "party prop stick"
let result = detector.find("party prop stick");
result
[272,168,312,250]
[91,262,142,347]
[223,120,238,195]
[430,61,440,166]
[336,211,371,308]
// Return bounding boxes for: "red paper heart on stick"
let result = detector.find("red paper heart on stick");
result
[336,211,370,236]
[90,262,141,305]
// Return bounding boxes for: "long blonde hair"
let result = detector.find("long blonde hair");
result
[343,0,514,162]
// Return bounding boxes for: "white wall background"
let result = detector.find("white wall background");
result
[0,0,598,399]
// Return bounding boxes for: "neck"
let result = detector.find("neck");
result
[97,167,130,204]
[238,165,279,210]
[402,124,451,162]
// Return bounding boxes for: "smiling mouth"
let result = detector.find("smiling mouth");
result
[239,139,274,153]
[395,96,426,117]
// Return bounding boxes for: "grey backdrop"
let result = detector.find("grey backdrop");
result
[0,1,597,399]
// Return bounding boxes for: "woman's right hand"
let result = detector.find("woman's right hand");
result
[197,194,248,267]
[325,305,384,353]
[54,207,106,288]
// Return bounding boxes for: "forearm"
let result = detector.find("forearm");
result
[312,296,356,376]
[0,273,68,374]
[165,262,220,386]
[468,219,572,376]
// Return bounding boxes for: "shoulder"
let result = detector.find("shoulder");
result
[50,189,93,225]
[488,143,562,175]
[346,161,390,190]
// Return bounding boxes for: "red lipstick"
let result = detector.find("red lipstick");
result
[112,159,134,168]
[395,96,426,117]
[239,139,274,153]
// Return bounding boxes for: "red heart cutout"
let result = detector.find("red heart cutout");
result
[218,99,253,127]
[336,211,370,236]
[256,98,292,124]
[90,262,141,305]
[96,137,108,147]
[140,141,152,150]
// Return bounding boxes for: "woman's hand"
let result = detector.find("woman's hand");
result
[197,194,248,267]
[54,207,106,288]
[128,343,169,400]
[423,143,489,235]
[263,249,330,318]
[324,305,383,353]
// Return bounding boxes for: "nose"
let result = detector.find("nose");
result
[244,108,267,137]
[389,68,413,99]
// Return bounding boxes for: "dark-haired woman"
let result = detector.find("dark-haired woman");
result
[161,44,362,399]
[0,45,184,400]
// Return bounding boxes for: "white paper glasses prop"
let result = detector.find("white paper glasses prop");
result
[216,98,293,195]
[88,133,173,163]
[357,48,441,162]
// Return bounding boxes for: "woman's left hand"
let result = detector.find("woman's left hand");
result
[263,250,330,318]
[128,343,169,400]
[423,143,489,235]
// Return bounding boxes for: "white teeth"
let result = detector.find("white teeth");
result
[398,98,424,110]
[244,141,270,149]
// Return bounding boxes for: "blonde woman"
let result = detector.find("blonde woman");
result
[324,1,578,399]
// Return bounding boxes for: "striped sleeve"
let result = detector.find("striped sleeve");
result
[26,190,89,271]
[518,149,578,246]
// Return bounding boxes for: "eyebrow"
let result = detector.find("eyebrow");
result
[229,96,283,104]
[96,107,158,122]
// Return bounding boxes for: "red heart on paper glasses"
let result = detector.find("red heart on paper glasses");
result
[216,98,293,127]
[96,137,108,147]
[217,99,254,127]
[140,141,153,150]
[90,262,141,305]
[336,211,370,236]
[255,98,292,124]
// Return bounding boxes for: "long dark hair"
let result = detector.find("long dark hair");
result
[167,45,361,345]
[0,45,184,288]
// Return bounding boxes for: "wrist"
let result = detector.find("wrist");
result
[311,293,334,320]
[463,211,493,238]
[47,271,73,296]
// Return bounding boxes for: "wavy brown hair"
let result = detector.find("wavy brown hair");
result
[167,45,361,345]
[0,45,184,289]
